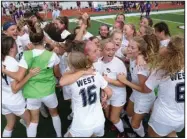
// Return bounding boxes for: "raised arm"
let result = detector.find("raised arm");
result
[60,68,95,86]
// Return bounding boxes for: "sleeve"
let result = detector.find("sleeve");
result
[48,52,60,67]
[97,72,108,89]
[18,55,28,69]
[137,66,149,77]
[145,70,160,91]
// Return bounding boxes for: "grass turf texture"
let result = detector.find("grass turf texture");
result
[1,10,185,137]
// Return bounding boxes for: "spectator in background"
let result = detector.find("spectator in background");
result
[139,1,145,19]
[76,1,81,11]
[88,1,93,12]
[52,6,60,20]
[123,1,130,13]
[43,2,48,19]
[13,7,24,24]
[21,2,25,11]
[154,2,158,12]
[145,1,151,17]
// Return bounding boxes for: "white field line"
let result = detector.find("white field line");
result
[89,9,184,20]
[151,18,184,24]
[43,9,184,24]
[92,19,113,26]
[168,13,184,16]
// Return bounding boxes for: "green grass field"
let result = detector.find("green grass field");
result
[1,9,185,138]
[69,11,185,37]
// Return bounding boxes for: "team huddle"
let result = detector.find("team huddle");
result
[1,9,184,138]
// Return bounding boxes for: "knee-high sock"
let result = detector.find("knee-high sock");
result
[2,129,12,137]
[52,115,62,137]
[114,119,124,133]
[26,122,38,137]
[133,121,145,137]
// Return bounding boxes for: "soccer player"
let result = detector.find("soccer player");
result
[144,36,184,137]
[2,36,39,137]
[60,51,112,137]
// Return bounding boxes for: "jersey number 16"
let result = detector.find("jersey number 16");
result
[79,84,97,107]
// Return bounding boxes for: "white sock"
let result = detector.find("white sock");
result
[133,122,145,137]
[2,129,12,137]
[26,122,38,137]
[52,115,62,137]
[128,116,132,124]
[114,119,124,133]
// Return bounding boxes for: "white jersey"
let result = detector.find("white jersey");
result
[93,59,103,74]
[121,35,129,48]
[61,29,71,40]
[59,52,68,75]
[2,56,25,106]
[130,59,155,104]
[17,32,31,50]
[115,47,126,59]
[19,49,60,69]
[82,31,93,41]
[15,38,24,61]
[101,57,127,100]
[69,72,107,130]
[160,38,170,47]
[146,70,184,126]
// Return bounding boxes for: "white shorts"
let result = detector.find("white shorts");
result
[27,93,58,110]
[130,92,155,114]
[107,99,126,107]
[2,102,26,116]
[69,124,104,137]
[62,86,72,100]
[148,117,184,136]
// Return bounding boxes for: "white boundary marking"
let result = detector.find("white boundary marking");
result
[151,18,184,24]
[89,9,184,20]
[92,19,113,26]
[93,9,184,25]
[168,12,184,15]
[44,9,184,25]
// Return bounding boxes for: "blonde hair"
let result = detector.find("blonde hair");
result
[143,26,154,35]
[100,38,115,50]
[110,29,123,38]
[153,36,184,77]
[68,51,92,70]
[143,34,160,64]
[125,23,137,36]
[132,36,148,58]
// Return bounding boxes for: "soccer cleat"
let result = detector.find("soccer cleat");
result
[19,119,26,127]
